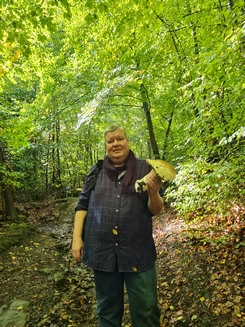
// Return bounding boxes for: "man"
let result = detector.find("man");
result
[72,124,163,327]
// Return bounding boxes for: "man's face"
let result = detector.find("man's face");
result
[105,129,130,166]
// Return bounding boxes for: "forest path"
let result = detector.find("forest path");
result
[0,198,244,327]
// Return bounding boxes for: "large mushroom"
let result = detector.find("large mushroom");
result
[135,159,176,193]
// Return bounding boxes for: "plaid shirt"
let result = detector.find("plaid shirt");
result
[75,158,157,272]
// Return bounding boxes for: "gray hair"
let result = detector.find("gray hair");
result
[104,124,128,139]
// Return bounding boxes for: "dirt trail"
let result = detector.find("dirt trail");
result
[0,199,244,327]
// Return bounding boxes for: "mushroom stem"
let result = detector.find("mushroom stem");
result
[135,169,161,193]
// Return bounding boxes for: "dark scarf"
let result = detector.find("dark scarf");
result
[103,150,136,193]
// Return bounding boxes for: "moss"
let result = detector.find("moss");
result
[0,222,37,251]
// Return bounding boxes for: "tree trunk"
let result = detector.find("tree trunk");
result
[140,83,160,159]
[55,119,62,188]
[228,0,234,10]
[0,146,18,220]
[162,109,174,160]
[50,119,63,195]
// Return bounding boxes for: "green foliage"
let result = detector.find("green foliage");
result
[0,0,244,220]
[168,156,245,219]
[0,0,71,50]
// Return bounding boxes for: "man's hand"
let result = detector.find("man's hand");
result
[146,170,162,194]
[72,237,84,263]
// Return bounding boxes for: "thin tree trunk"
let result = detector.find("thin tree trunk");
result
[52,129,56,186]
[162,109,174,159]
[228,0,234,10]
[140,83,160,159]
[0,146,18,220]
[155,9,199,117]
[56,119,62,189]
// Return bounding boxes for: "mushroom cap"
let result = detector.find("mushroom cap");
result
[146,159,176,181]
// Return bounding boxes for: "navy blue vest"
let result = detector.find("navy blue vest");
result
[76,158,157,272]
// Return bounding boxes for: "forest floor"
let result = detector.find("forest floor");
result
[0,198,244,327]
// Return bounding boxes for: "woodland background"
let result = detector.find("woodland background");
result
[0,1,244,326]
[0,0,244,224]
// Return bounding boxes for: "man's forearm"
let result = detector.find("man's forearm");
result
[148,192,164,215]
[72,210,87,262]
[73,210,87,239]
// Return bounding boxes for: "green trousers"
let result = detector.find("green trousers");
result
[93,265,160,327]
